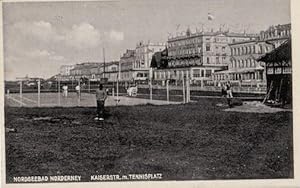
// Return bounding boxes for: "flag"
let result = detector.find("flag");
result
[208,13,214,21]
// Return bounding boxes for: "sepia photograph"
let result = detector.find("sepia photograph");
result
[1,0,296,186]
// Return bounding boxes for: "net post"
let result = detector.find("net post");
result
[166,79,169,104]
[116,75,119,105]
[38,79,41,107]
[88,79,91,93]
[182,77,186,103]
[78,79,81,106]
[20,80,23,107]
[186,77,190,103]
[149,68,153,101]
[58,77,61,106]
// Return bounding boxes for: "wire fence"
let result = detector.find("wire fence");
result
[4,80,181,107]
[5,78,265,108]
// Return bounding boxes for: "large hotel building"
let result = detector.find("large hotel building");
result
[152,24,291,91]
[57,24,291,93]
[153,28,257,86]
[212,24,291,89]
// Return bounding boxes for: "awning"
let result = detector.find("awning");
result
[214,67,264,74]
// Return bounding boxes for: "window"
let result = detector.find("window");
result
[222,46,226,52]
[193,69,201,78]
[259,45,263,53]
[216,57,220,64]
[205,70,212,77]
[201,70,205,77]
[207,57,210,64]
[206,45,211,51]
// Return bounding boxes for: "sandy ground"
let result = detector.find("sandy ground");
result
[223,101,292,113]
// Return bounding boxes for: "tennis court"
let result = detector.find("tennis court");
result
[5,92,180,107]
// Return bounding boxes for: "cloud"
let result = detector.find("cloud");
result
[108,30,124,41]
[64,23,101,49]
[27,49,51,58]
[50,55,65,61]
[6,48,67,63]
[12,21,59,42]
[9,21,101,50]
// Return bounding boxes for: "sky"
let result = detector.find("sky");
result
[3,0,291,80]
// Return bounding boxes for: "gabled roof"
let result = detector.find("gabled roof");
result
[150,48,168,69]
[258,39,291,63]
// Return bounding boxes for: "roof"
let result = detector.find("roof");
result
[229,39,261,46]
[150,48,168,69]
[121,49,135,58]
[71,61,119,71]
[258,39,291,63]
[168,31,258,42]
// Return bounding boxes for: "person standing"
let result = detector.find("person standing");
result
[62,84,68,97]
[221,83,227,97]
[226,81,233,108]
[95,84,107,121]
[75,84,80,98]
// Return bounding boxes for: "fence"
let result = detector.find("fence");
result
[5,79,182,107]
[5,77,266,108]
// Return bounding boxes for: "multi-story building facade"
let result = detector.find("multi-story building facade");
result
[68,61,119,82]
[104,61,119,82]
[69,62,101,79]
[134,41,165,82]
[213,41,274,88]
[153,28,257,86]
[60,65,75,76]
[120,49,135,83]
[259,23,291,47]
[212,23,291,89]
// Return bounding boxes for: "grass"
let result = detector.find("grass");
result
[5,98,293,182]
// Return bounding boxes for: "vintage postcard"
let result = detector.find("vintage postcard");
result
[1,0,299,187]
